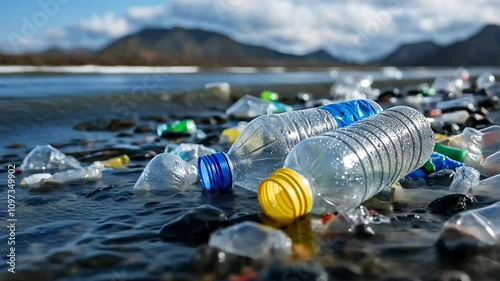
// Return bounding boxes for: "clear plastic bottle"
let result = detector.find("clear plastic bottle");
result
[198,99,382,192]
[441,201,500,246]
[479,151,500,177]
[225,95,292,119]
[134,153,198,191]
[476,72,495,90]
[258,106,434,222]
[480,125,500,157]
[20,145,82,172]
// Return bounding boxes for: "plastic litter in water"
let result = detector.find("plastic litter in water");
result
[167,143,216,165]
[208,221,292,259]
[449,166,481,194]
[20,145,82,172]
[133,153,198,191]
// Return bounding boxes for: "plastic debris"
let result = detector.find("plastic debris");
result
[133,153,198,191]
[438,127,483,168]
[157,119,197,136]
[20,145,81,172]
[260,90,279,101]
[440,202,500,246]
[198,99,382,193]
[219,122,248,145]
[476,72,496,90]
[480,150,500,177]
[21,162,104,189]
[204,82,230,101]
[101,154,130,169]
[225,95,292,119]
[258,106,434,222]
[208,221,292,259]
[167,143,216,165]
[449,166,481,194]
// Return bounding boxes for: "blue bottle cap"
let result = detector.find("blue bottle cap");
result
[198,152,233,192]
[407,168,426,179]
[320,99,382,128]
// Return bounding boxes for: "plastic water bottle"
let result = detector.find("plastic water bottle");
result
[438,127,483,168]
[480,125,500,157]
[258,106,434,223]
[198,99,382,193]
[441,201,500,246]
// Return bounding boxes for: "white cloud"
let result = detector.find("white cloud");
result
[127,6,163,21]
[78,12,129,38]
[3,0,499,60]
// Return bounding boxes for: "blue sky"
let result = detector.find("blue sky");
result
[1,0,498,61]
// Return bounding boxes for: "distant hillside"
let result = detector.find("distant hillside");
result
[380,41,441,65]
[97,27,338,66]
[379,24,500,66]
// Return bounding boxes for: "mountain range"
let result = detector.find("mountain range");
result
[0,24,498,66]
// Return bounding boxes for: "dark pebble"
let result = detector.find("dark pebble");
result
[74,119,136,132]
[426,169,455,187]
[159,204,229,244]
[134,124,153,133]
[351,224,376,237]
[256,261,328,281]
[411,208,427,214]
[129,150,157,161]
[6,143,25,149]
[2,153,18,158]
[428,194,476,216]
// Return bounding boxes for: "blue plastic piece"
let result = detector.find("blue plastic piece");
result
[425,152,464,172]
[320,99,379,128]
[198,152,233,192]
[407,168,426,179]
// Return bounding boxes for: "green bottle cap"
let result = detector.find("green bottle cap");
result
[434,143,466,163]
[260,90,279,101]
[421,88,436,97]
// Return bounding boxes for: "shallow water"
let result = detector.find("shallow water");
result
[1,69,500,280]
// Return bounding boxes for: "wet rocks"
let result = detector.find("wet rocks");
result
[74,119,136,132]
[133,124,153,133]
[159,205,229,244]
[428,194,476,216]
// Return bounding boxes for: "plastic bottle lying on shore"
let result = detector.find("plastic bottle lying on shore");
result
[438,127,483,168]
[219,122,248,145]
[198,99,382,193]
[479,151,500,177]
[258,106,434,222]
[441,201,500,246]
[21,162,104,188]
[134,153,198,191]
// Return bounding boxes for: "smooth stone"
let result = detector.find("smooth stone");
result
[134,124,153,133]
[74,119,136,132]
[6,143,26,149]
[428,194,476,216]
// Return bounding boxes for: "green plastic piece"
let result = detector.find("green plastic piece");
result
[434,143,466,163]
[260,90,279,101]
[157,119,196,136]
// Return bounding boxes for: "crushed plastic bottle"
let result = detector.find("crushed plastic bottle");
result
[258,106,434,222]
[208,221,292,259]
[428,110,470,127]
[167,143,216,165]
[21,162,104,189]
[133,153,198,191]
[480,125,500,157]
[219,122,248,145]
[476,72,496,90]
[198,99,382,193]
[20,145,82,172]
[441,201,500,246]
[479,151,500,177]
[225,95,292,119]
[471,174,500,197]
[260,90,279,101]
[157,119,197,136]
[438,127,484,168]
[101,154,130,169]
[449,166,481,194]
[435,96,477,113]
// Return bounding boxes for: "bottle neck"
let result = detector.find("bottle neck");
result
[197,152,233,192]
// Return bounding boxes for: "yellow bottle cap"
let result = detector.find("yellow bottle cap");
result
[258,168,313,223]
